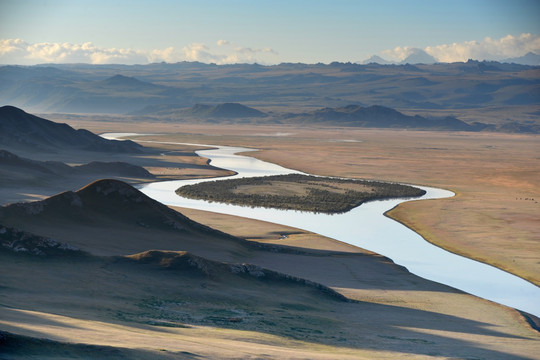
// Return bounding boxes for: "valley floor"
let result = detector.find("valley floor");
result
[94,122,538,287]
[1,120,539,359]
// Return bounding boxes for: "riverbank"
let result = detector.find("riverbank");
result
[243,129,540,286]
[19,118,537,358]
[137,140,539,317]
[108,124,537,287]
[71,121,538,289]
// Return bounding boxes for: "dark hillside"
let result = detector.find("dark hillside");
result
[98,74,161,90]
[183,103,267,118]
[0,179,191,229]
[288,105,476,130]
[0,106,142,152]
[0,150,153,189]
[0,179,252,258]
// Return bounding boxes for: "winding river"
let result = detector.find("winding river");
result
[105,134,540,317]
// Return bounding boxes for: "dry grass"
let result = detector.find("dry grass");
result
[43,118,539,284]
[232,179,374,197]
[117,124,539,286]
[3,119,539,359]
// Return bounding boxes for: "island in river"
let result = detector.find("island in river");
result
[176,173,426,214]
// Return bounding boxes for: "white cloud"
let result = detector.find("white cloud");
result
[182,43,219,62]
[0,39,149,64]
[425,33,540,62]
[149,46,178,63]
[0,39,27,56]
[0,39,279,65]
[381,46,415,62]
[377,33,540,63]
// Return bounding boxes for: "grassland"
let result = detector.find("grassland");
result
[64,120,539,286]
[2,193,539,359]
[3,117,539,359]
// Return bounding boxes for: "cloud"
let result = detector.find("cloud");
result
[182,43,279,64]
[149,46,178,63]
[182,43,220,63]
[425,33,540,62]
[0,39,27,56]
[0,39,279,65]
[0,39,148,64]
[379,33,540,63]
[381,46,415,62]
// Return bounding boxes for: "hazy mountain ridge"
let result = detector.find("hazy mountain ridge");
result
[134,102,539,132]
[133,102,267,119]
[502,52,540,66]
[186,102,267,118]
[0,149,153,179]
[1,61,538,125]
[0,105,143,152]
[362,51,540,66]
[286,105,484,130]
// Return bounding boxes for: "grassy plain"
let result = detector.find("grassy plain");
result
[70,121,538,287]
[5,117,538,359]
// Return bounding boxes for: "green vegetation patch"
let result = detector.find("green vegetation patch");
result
[176,174,426,214]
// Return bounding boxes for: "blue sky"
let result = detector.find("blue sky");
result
[1,0,539,64]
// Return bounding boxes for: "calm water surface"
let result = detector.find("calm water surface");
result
[103,135,540,317]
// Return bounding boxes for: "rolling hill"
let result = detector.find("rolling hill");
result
[284,105,475,131]
[0,179,254,258]
[133,102,540,132]
[132,102,268,119]
[0,105,142,152]
[1,61,538,129]
[0,149,153,188]
[183,102,267,118]
[1,178,538,358]
[285,105,487,131]
[0,179,354,355]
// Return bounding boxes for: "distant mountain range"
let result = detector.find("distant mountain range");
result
[501,52,540,66]
[362,51,540,66]
[362,55,394,65]
[284,105,485,131]
[1,61,538,118]
[2,104,538,135]
[0,105,142,152]
[134,102,267,118]
[361,49,438,65]
[133,102,539,133]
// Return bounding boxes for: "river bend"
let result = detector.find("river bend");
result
[103,134,540,317]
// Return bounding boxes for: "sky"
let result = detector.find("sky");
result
[1,0,539,65]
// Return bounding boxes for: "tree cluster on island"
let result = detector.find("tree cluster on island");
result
[176,174,426,214]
